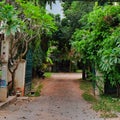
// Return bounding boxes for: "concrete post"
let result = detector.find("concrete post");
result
[95,70,104,96]
[15,60,26,96]
[0,38,9,101]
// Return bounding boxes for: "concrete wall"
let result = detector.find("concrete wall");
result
[15,60,26,96]
[95,70,104,95]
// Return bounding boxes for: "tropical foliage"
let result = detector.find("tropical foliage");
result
[72,3,120,96]
[49,1,94,72]
[0,0,57,93]
[1,0,120,97]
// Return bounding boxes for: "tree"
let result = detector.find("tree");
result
[0,1,57,94]
[15,0,57,8]
[72,3,120,96]
[49,1,94,72]
[62,1,94,73]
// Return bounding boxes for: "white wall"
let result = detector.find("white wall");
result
[95,70,104,95]
[15,60,26,96]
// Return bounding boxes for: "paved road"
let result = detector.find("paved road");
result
[0,73,104,120]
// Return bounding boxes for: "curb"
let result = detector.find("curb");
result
[0,96,17,109]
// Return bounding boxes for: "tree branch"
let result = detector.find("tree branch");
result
[21,34,38,57]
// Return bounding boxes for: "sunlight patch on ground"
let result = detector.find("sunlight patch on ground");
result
[51,73,82,80]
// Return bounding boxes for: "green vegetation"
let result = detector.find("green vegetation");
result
[82,92,97,103]
[80,80,120,118]
[1,0,120,98]
[72,3,120,96]
[34,84,43,97]
[80,80,97,103]
[80,80,93,92]
[29,82,43,97]
[48,1,94,72]
[44,72,52,78]
[76,70,82,73]
[93,95,120,118]
[0,0,57,93]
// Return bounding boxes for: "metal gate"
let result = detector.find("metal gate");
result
[24,50,32,95]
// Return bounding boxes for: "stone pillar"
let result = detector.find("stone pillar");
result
[0,39,9,101]
[95,70,104,96]
[15,60,26,96]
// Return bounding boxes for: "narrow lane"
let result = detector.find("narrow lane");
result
[0,73,103,120]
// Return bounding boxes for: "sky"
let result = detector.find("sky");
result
[46,1,64,19]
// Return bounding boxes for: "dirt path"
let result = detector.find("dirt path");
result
[0,73,104,120]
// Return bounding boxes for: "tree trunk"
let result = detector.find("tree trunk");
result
[82,63,86,80]
[69,60,72,72]
[117,83,120,97]
[9,71,16,95]
[91,63,96,95]
[104,75,109,95]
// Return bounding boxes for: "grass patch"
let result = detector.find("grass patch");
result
[93,95,120,118]
[27,78,43,97]
[34,84,43,96]
[80,80,93,93]
[80,80,120,118]
[100,113,118,118]
[82,92,97,103]
[29,83,43,97]
[31,83,35,89]
[44,72,52,78]
[80,80,97,103]
[76,69,82,73]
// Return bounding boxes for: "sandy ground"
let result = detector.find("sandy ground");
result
[0,73,116,120]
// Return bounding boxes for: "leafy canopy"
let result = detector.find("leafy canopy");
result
[72,4,120,85]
